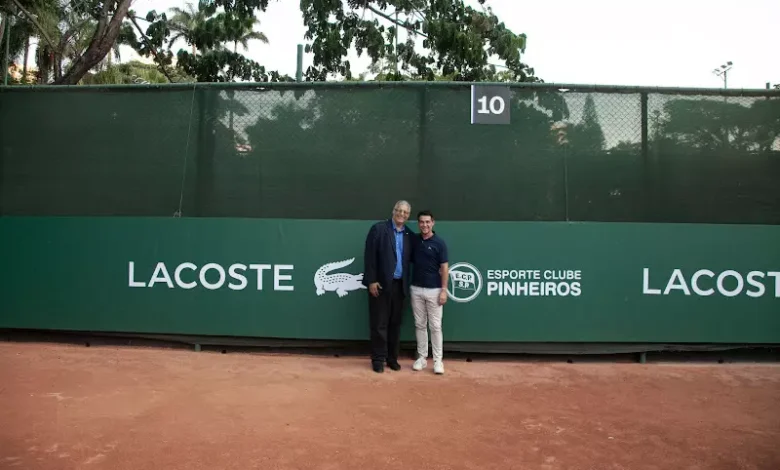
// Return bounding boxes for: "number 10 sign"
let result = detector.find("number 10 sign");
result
[470,85,511,125]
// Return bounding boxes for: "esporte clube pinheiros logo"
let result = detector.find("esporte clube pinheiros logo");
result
[447,261,584,303]
[447,262,484,303]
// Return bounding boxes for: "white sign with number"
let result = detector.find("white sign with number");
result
[470,85,511,125]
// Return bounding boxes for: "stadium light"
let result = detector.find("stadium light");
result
[712,61,733,88]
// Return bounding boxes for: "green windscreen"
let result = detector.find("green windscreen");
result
[1,83,778,224]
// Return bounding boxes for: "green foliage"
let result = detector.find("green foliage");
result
[3,0,76,82]
[300,0,536,82]
[166,1,208,52]
[80,60,190,84]
[5,13,33,61]
[176,49,290,82]
[4,0,136,84]
[200,0,270,17]
[653,98,780,153]
[125,0,290,83]
[6,0,542,87]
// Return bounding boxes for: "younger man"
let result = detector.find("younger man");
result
[410,210,449,374]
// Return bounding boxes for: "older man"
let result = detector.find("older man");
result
[362,200,414,373]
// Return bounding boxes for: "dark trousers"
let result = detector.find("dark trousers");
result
[368,279,404,364]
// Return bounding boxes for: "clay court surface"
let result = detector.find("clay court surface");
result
[1,342,779,470]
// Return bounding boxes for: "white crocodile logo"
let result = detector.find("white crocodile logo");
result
[314,258,367,298]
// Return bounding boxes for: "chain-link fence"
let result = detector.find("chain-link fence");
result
[1,82,778,224]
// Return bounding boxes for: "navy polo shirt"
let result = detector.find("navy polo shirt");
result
[411,232,449,288]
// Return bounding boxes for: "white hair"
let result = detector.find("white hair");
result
[393,200,411,211]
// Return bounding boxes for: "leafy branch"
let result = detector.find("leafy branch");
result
[125,1,292,83]
[126,12,177,83]
[301,0,535,82]
[9,0,58,51]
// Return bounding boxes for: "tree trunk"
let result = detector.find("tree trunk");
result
[22,36,29,82]
[54,0,133,85]
[0,14,6,52]
[37,48,49,84]
[54,52,63,81]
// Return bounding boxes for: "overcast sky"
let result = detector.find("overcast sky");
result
[117,0,780,90]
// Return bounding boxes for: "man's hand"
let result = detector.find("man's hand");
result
[438,290,448,305]
[369,282,381,297]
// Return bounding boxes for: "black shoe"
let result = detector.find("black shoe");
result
[387,361,401,371]
[372,361,384,373]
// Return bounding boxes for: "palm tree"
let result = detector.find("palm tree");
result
[2,0,60,83]
[216,14,268,138]
[3,0,123,83]
[167,2,208,55]
[229,16,268,53]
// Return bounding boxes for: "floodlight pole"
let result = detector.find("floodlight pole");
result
[712,61,733,89]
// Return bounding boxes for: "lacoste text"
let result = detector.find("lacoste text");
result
[128,262,294,291]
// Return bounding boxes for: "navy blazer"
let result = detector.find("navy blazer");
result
[362,219,414,297]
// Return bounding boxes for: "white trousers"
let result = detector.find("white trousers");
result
[410,286,444,362]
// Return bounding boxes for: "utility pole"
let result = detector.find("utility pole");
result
[712,61,733,88]
[296,44,303,82]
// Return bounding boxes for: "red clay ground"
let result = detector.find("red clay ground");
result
[1,342,779,470]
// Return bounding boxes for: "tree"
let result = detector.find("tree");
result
[1,0,283,86]
[2,0,134,84]
[223,12,268,52]
[652,98,780,153]
[2,0,57,83]
[567,94,606,152]
[2,9,36,81]
[126,0,289,83]
[166,2,208,54]
[54,0,133,84]
[300,0,535,82]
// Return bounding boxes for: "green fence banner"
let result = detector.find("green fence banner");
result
[1,216,778,344]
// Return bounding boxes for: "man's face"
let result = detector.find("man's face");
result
[393,204,410,225]
[417,215,434,235]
